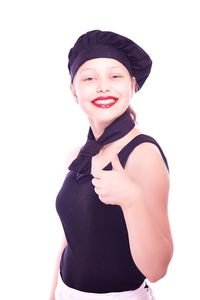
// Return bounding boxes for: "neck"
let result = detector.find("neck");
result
[88,117,116,140]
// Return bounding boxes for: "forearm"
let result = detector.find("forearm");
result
[122,196,173,282]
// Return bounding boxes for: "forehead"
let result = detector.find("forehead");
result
[78,58,129,73]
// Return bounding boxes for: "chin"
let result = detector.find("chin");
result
[94,109,122,123]
[82,104,129,128]
[97,106,127,118]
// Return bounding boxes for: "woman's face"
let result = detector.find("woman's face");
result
[71,58,136,124]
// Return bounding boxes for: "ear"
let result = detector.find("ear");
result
[70,84,79,104]
[131,77,136,94]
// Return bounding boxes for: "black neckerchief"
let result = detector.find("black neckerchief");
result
[68,109,135,181]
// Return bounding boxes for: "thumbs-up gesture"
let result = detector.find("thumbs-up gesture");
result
[91,154,134,208]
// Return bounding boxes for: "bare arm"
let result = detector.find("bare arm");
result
[122,143,173,282]
[92,141,173,282]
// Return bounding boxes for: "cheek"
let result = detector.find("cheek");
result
[120,85,133,99]
[75,91,92,110]
[76,85,95,104]
[74,87,86,102]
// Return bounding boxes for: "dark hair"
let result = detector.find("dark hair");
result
[128,105,137,122]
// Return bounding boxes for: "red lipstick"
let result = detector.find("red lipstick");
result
[91,96,118,108]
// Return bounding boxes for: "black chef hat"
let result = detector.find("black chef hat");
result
[68,29,152,90]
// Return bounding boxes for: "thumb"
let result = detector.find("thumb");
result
[111,153,123,171]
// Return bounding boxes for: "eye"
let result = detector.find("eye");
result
[83,76,95,81]
[111,74,122,79]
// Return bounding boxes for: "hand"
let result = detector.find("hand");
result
[91,154,135,208]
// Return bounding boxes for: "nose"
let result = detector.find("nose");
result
[96,79,110,93]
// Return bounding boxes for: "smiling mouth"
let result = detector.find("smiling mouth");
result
[91,96,118,108]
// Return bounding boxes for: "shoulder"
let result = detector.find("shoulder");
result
[127,133,168,171]
[125,136,169,191]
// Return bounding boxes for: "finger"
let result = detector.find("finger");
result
[92,169,103,179]
[111,153,123,171]
[94,186,102,195]
[91,178,101,187]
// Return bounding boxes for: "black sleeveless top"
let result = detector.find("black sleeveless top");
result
[56,134,168,293]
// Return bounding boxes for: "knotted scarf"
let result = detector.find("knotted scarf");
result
[68,109,135,181]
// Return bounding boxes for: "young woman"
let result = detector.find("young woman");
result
[50,29,173,300]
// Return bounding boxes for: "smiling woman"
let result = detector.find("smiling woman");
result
[49,29,173,300]
[71,58,136,130]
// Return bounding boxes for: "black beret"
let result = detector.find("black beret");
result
[68,30,152,90]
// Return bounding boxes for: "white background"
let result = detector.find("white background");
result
[0,0,199,299]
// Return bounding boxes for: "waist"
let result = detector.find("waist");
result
[56,273,149,300]
[60,246,145,293]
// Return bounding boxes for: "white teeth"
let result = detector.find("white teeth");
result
[95,99,115,104]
